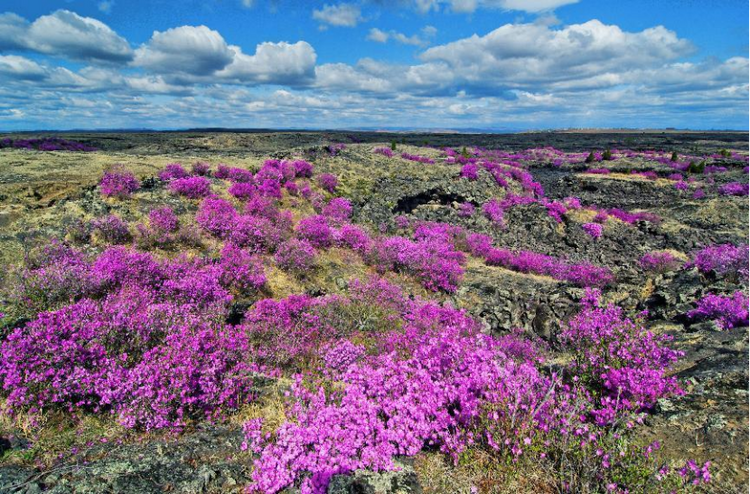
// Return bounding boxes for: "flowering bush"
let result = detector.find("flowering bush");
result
[484,247,613,287]
[639,251,681,274]
[457,202,475,217]
[317,173,338,193]
[560,289,684,424]
[333,224,371,253]
[368,236,464,292]
[274,239,316,272]
[228,181,257,199]
[10,241,95,313]
[218,243,266,293]
[373,147,393,158]
[158,163,189,181]
[229,215,282,253]
[687,292,749,329]
[169,176,211,198]
[688,243,748,282]
[322,198,352,223]
[196,197,239,238]
[296,215,333,248]
[400,152,434,164]
[460,163,479,180]
[192,161,211,176]
[482,199,504,225]
[149,207,179,233]
[92,214,131,244]
[582,222,603,238]
[99,167,139,199]
[718,181,749,196]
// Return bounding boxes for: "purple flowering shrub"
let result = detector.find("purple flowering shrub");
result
[688,243,749,283]
[560,289,684,425]
[91,214,131,244]
[158,163,189,181]
[367,236,465,292]
[484,247,613,287]
[169,176,212,198]
[457,202,475,217]
[1,137,96,152]
[317,173,338,193]
[9,241,96,313]
[687,292,749,329]
[274,239,317,273]
[639,251,682,274]
[400,152,434,164]
[460,163,479,180]
[322,197,352,223]
[373,147,394,158]
[718,182,749,196]
[582,222,603,238]
[192,161,211,176]
[333,224,372,253]
[218,243,266,293]
[99,167,140,199]
[482,199,504,225]
[295,215,333,248]
[196,197,239,238]
[239,284,698,493]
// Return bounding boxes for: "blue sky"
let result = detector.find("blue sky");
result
[0,0,747,130]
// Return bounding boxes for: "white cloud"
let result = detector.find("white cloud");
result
[366,28,390,43]
[218,41,317,85]
[0,13,29,50]
[0,55,47,80]
[134,25,234,75]
[98,1,115,14]
[381,0,578,14]
[240,0,255,7]
[313,3,363,28]
[25,10,132,63]
[419,20,694,90]
[366,25,437,46]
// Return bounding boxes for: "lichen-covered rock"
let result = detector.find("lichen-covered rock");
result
[328,460,422,494]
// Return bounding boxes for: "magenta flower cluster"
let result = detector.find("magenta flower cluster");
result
[582,222,603,238]
[99,167,140,199]
[688,243,749,282]
[639,251,681,274]
[169,176,212,198]
[687,291,749,329]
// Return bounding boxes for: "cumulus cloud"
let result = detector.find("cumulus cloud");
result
[313,3,364,28]
[24,10,132,63]
[366,25,437,46]
[0,10,132,63]
[0,13,29,50]
[419,20,694,91]
[134,25,234,75]
[218,41,317,85]
[0,55,48,81]
[0,10,746,131]
[375,0,578,13]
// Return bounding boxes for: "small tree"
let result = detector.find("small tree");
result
[602,149,612,161]
[390,140,397,151]
[670,151,678,162]
[585,151,596,163]
[687,161,705,174]
[461,146,470,159]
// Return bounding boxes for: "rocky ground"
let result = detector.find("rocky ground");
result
[0,131,747,493]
